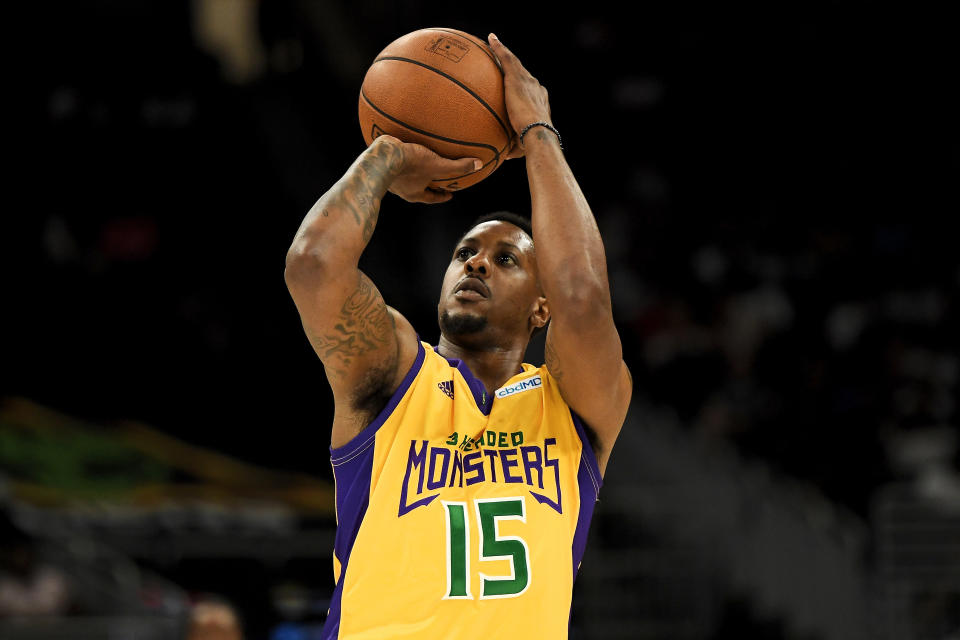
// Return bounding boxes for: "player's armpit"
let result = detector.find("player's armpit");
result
[544,319,632,476]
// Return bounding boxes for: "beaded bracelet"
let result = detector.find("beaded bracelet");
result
[519,121,563,150]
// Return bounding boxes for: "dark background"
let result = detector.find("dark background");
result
[5,1,959,639]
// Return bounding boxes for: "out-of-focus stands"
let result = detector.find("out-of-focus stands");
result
[570,401,960,640]
[1,503,188,639]
[572,401,870,640]
[0,397,337,639]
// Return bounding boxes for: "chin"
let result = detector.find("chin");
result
[439,309,488,336]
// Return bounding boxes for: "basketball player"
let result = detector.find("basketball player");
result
[285,34,631,639]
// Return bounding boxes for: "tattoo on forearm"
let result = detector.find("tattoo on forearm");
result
[334,142,405,244]
[307,274,396,380]
[545,336,564,381]
[534,129,559,146]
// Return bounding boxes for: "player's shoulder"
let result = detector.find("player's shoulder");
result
[384,307,421,378]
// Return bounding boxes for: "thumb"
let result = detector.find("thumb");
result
[447,156,484,175]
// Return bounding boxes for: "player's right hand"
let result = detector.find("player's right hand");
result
[380,136,482,203]
[487,34,552,158]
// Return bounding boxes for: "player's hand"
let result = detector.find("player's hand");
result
[379,136,482,203]
[487,33,552,159]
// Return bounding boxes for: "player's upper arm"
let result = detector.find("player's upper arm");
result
[545,309,632,476]
[284,258,419,413]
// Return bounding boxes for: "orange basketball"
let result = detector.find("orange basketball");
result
[358,28,513,191]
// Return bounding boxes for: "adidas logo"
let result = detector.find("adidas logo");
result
[438,380,454,399]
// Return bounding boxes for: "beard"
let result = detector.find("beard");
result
[439,309,488,336]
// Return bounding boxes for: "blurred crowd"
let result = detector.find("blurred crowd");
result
[612,217,960,517]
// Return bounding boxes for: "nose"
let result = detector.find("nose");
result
[465,251,489,276]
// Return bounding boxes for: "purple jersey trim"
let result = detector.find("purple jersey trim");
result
[321,340,426,639]
[433,345,493,415]
[570,410,603,580]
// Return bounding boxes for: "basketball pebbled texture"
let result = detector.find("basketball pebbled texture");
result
[358,28,513,191]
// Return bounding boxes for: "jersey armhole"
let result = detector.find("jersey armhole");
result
[570,409,604,497]
[542,364,605,492]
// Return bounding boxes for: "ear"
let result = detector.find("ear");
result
[529,295,550,332]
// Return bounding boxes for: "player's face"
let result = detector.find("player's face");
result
[438,221,545,342]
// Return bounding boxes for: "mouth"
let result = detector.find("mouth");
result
[454,277,490,300]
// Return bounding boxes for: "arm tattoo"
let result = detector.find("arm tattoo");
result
[544,335,564,382]
[333,142,404,244]
[306,273,396,381]
[534,128,560,147]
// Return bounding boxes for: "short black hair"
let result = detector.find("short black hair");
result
[463,211,533,241]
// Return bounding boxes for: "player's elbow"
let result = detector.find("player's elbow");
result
[284,241,329,289]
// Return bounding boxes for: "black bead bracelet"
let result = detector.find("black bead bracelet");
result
[519,121,562,150]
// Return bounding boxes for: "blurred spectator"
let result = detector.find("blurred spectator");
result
[0,511,72,617]
[186,594,245,640]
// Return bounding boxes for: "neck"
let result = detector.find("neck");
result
[437,334,526,394]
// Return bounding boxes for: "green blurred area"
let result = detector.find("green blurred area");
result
[0,416,171,499]
[0,397,334,514]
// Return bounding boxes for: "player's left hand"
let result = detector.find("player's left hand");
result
[488,33,552,159]
[379,136,482,203]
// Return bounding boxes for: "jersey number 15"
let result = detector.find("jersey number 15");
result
[441,496,530,600]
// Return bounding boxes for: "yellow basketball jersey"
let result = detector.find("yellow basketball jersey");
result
[322,340,603,639]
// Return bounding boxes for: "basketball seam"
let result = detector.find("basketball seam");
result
[360,90,502,181]
[371,56,512,142]
[429,28,503,74]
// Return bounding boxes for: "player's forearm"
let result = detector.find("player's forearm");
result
[525,131,613,317]
[285,136,404,276]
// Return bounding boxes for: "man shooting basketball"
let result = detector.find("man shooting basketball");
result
[285,34,632,639]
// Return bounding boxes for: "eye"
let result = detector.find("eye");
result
[497,253,517,266]
[455,247,474,261]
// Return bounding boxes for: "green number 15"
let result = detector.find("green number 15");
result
[441,497,530,600]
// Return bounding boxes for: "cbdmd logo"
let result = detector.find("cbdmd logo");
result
[495,375,542,399]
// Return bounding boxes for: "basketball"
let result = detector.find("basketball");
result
[358,28,513,191]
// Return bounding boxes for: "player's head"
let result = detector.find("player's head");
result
[437,211,549,349]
